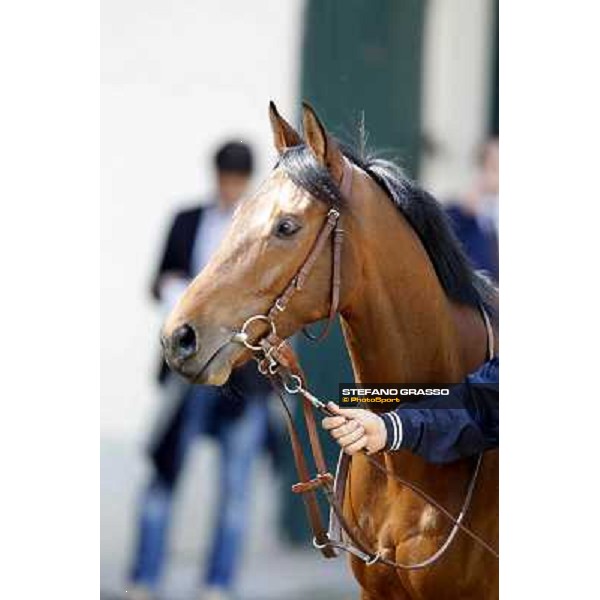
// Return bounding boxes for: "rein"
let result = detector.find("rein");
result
[229,158,499,569]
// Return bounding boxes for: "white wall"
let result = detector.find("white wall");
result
[420,0,495,199]
[101,0,303,438]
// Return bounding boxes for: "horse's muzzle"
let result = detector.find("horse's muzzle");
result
[161,322,200,373]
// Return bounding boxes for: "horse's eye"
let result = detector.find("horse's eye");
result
[274,216,301,238]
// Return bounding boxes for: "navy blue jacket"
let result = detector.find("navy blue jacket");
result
[446,205,498,281]
[381,358,499,464]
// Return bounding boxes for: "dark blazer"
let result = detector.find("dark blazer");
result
[151,206,203,300]
[151,206,203,383]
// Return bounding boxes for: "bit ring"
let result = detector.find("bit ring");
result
[238,315,277,351]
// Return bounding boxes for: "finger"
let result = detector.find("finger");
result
[338,426,365,448]
[327,402,366,420]
[322,416,346,430]
[330,419,361,440]
[343,435,368,456]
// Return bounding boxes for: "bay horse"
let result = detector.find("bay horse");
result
[161,102,499,599]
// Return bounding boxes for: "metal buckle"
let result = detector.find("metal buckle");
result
[365,551,381,566]
[257,360,269,375]
[327,208,340,223]
[312,536,331,550]
[257,349,279,376]
[264,346,279,374]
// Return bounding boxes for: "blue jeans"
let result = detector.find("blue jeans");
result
[130,385,269,591]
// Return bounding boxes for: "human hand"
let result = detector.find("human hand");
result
[321,402,387,455]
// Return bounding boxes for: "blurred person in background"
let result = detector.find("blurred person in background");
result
[128,142,273,600]
[446,137,499,281]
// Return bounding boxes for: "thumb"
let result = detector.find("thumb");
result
[327,402,344,416]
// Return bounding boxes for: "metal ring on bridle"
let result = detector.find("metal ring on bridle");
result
[238,314,277,351]
[312,536,330,550]
[283,374,302,394]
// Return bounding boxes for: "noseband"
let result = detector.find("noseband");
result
[229,158,499,569]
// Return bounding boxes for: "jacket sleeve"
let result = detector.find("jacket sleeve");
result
[150,212,189,301]
[381,358,499,464]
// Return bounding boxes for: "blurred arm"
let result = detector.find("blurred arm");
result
[150,211,194,302]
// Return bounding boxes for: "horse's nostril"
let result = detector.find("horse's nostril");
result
[172,324,197,360]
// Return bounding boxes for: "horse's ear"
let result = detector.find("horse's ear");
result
[301,102,344,181]
[269,101,302,154]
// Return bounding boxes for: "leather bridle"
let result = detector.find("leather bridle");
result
[229,157,499,569]
[236,157,350,351]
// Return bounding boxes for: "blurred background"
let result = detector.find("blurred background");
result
[101,1,498,599]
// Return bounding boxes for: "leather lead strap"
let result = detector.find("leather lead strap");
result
[480,303,495,361]
[257,337,335,558]
[302,398,328,475]
[271,379,336,559]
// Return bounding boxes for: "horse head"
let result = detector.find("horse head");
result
[161,102,364,385]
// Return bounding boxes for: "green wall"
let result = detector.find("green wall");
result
[300,0,427,176]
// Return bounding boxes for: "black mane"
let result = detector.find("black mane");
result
[278,143,497,320]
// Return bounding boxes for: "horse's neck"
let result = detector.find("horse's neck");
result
[340,206,484,391]
[341,287,464,388]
